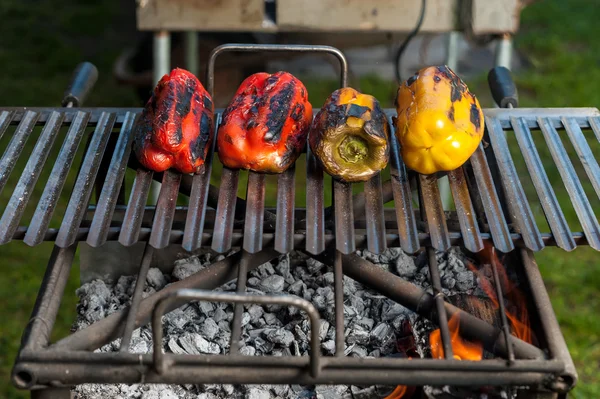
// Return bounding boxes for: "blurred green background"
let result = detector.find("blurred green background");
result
[0,0,599,398]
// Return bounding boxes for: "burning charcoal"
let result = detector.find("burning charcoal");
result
[248,305,264,323]
[194,335,220,354]
[212,307,227,323]
[347,324,370,345]
[265,328,294,347]
[246,387,272,399]
[392,315,406,330]
[164,307,189,330]
[307,258,325,273]
[240,345,256,356]
[168,337,186,355]
[287,280,305,295]
[259,275,285,292]
[200,318,219,340]
[441,275,456,289]
[198,301,215,316]
[178,333,201,355]
[381,302,407,321]
[349,345,368,358]
[395,251,418,277]
[321,340,336,354]
[254,337,275,353]
[145,268,167,290]
[355,316,375,330]
[247,277,261,287]
[319,320,330,341]
[172,256,206,280]
[455,271,475,291]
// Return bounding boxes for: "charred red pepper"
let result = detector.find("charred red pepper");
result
[133,68,214,174]
[216,71,312,173]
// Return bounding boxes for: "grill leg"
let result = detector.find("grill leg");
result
[31,388,72,399]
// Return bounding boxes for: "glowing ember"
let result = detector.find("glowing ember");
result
[429,312,483,361]
[383,384,416,399]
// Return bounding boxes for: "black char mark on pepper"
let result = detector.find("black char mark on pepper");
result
[190,111,212,162]
[436,65,466,103]
[347,104,370,119]
[364,102,388,140]
[280,140,299,169]
[203,95,212,110]
[470,103,482,130]
[406,73,418,86]
[290,102,305,122]
[264,80,296,143]
[447,104,455,122]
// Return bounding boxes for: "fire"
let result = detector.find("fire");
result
[429,312,483,361]
[383,385,414,399]
[468,242,534,345]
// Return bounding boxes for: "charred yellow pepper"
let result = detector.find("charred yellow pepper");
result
[309,87,390,182]
[394,65,484,175]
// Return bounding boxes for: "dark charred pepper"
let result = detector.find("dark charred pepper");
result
[133,68,214,174]
[216,71,312,174]
[309,87,390,182]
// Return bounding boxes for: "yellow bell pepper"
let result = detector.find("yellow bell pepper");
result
[309,87,390,182]
[394,65,484,175]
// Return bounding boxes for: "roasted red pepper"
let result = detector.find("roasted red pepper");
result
[216,71,312,173]
[133,68,214,174]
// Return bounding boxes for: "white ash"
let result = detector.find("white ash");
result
[73,247,487,399]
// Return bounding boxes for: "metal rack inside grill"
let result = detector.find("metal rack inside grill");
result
[5,43,598,398]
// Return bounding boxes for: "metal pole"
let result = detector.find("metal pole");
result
[151,30,171,204]
[495,33,513,69]
[184,31,199,76]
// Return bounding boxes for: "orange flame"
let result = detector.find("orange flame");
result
[383,385,416,399]
[430,312,483,360]
[468,242,534,345]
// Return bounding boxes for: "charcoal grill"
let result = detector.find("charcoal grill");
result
[5,43,599,398]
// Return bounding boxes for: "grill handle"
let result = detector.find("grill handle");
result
[487,66,518,108]
[62,62,98,107]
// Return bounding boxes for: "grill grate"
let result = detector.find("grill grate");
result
[5,44,597,398]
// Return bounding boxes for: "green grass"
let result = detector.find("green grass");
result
[1,0,599,398]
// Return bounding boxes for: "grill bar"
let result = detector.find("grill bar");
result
[538,117,600,250]
[419,175,451,251]
[181,118,218,252]
[388,117,419,254]
[149,170,182,249]
[305,146,325,255]
[56,112,116,248]
[86,112,136,248]
[469,145,514,253]
[0,111,64,244]
[334,251,345,356]
[243,172,266,253]
[562,116,600,199]
[489,248,516,363]
[0,110,13,140]
[448,168,484,253]
[118,169,153,246]
[333,179,355,254]
[24,111,90,247]
[211,167,239,253]
[427,247,454,359]
[0,110,39,195]
[511,116,575,251]
[229,253,250,354]
[275,165,296,254]
[590,116,600,143]
[487,117,544,251]
[364,173,387,254]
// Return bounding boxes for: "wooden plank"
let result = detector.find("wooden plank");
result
[136,0,267,31]
[276,0,458,32]
[471,0,521,34]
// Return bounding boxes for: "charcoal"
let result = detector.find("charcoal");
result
[241,312,252,327]
[349,345,368,358]
[255,317,267,327]
[215,329,232,349]
[273,384,291,397]
[344,304,358,318]
[194,335,220,354]
[200,317,219,340]
[254,336,275,353]
[343,277,357,296]
[307,258,325,273]
[441,275,456,289]
[368,349,381,358]
[247,387,272,399]
[172,256,205,280]
[355,317,375,330]
[198,301,215,316]
[259,275,285,292]
[275,255,291,276]
[394,251,418,277]
[266,328,294,347]
[146,268,167,290]
[240,345,256,356]
[319,320,330,341]
[313,287,334,310]
[295,324,308,342]
[322,340,336,354]
[129,336,149,354]
[247,277,261,287]
[248,305,265,323]
[198,393,219,399]
[168,337,186,355]
[321,271,335,285]
[212,307,228,323]
[455,271,475,291]
[115,275,135,296]
[248,329,266,339]
[179,333,200,355]
[287,280,304,295]
[347,324,370,345]
[349,295,365,315]
[264,313,280,326]
[381,302,407,321]
[370,323,394,347]
[316,384,349,399]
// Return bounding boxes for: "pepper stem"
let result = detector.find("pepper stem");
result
[338,136,368,164]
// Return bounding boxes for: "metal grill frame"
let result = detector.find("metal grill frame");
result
[4,44,595,398]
